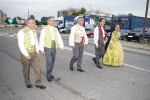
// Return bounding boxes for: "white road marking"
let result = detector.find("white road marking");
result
[64,46,150,73]
[0,34,150,73]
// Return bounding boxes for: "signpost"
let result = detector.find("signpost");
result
[8,18,13,34]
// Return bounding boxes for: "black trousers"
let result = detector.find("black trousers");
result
[93,41,105,66]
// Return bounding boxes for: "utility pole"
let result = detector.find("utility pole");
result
[28,9,29,18]
[142,0,149,43]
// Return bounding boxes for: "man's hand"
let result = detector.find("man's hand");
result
[61,49,64,52]
[26,55,31,60]
[41,51,46,55]
[96,45,99,49]
[85,44,88,48]
[72,46,75,50]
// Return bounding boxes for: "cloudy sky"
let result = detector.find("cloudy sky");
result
[0,0,149,20]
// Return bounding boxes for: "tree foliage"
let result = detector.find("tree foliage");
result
[4,18,9,24]
[128,13,134,16]
[41,17,48,25]
[12,17,18,24]
[71,7,86,16]
[35,20,42,25]
[30,15,35,19]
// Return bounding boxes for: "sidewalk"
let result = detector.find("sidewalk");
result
[60,34,150,55]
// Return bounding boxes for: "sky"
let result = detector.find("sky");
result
[0,0,149,20]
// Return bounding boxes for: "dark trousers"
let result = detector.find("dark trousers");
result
[93,41,105,66]
[20,51,41,86]
[44,47,56,79]
[70,43,84,69]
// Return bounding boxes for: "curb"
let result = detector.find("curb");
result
[61,36,150,55]
[61,36,149,50]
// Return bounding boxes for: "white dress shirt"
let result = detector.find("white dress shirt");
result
[39,25,64,51]
[17,28,39,57]
[94,26,105,46]
[69,24,88,46]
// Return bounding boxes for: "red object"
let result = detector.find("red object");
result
[85,29,94,37]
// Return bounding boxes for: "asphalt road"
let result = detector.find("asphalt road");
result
[0,27,150,100]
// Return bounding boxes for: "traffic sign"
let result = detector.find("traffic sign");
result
[8,18,13,24]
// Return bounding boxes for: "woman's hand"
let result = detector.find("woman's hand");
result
[110,44,112,49]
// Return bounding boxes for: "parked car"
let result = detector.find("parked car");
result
[85,28,94,38]
[127,27,150,42]
[59,27,69,33]
[120,29,130,40]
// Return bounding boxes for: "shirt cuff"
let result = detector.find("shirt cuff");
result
[95,43,98,46]
[24,53,29,57]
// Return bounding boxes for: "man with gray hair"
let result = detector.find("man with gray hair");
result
[69,16,88,72]
[17,18,46,89]
[39,16,64,82]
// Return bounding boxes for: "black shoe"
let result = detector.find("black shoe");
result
[51,75,55,79]
[47,78,52,82]
[70,64,74,71]
[77,69,84,72]
[36,85,46,89]
[97,66,103,69]
[26,84,32,88]
[92,58,96,65]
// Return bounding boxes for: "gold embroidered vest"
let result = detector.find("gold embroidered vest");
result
[22,27,36,53]
[74,25,85,43]
[43,26,58,48]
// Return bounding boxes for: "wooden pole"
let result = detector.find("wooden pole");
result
[142,0,149,43]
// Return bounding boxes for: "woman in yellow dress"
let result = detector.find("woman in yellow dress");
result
[102,24,124,66]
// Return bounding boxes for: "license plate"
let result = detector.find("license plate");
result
[128,36,133,37]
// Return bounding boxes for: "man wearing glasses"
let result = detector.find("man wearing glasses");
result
[17,18,46,89]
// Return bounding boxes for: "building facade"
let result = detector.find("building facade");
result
[57,8,79,17]
[16,17,25,25]
[0,10,7,25]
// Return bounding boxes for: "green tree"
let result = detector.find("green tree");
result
[78,7,86,14]
[12,17,18,24]
[35,20,41,25]
[4,18,9,24]
[71,11,79,16]
[71,7,87,16]
[30,15,35,19]
[128,13,134,16]
[41,17,48,25]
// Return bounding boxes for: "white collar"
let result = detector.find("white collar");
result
[26,27,32,31]
[76,24,83,28]
[48,25,54,28]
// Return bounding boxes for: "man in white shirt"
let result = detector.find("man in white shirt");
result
[92,18,106,69]
[17,18,46,89]
[69,17,88,72]
[39,16,64,82]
